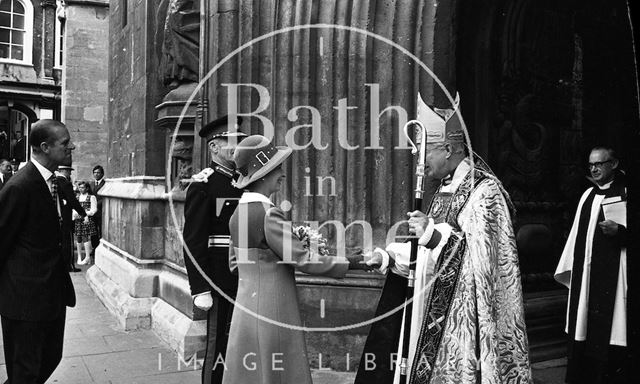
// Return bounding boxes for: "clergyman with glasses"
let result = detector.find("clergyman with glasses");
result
[555,146,629,384]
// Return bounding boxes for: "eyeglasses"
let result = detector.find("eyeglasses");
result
[588,160,613,169]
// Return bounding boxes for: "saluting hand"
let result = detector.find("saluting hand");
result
[598,220,619,236]
[407,210,428,237]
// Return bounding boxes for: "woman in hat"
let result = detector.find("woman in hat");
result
[223,135,366,384]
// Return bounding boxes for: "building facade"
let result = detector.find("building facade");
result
[0,0,108,181]
[92,0,639,369]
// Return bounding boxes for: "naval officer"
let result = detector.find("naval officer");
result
[183,115,247,384]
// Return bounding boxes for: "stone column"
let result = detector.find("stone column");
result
[40,0,57,78]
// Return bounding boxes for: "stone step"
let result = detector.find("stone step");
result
[524,290,568,363]
[530,340,567,363]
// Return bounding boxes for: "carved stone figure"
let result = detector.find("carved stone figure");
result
[160,0,200,88]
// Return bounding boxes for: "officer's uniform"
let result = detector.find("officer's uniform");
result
[182,116,245,384]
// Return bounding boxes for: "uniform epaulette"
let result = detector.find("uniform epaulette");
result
[214,165,234,179]
[190,167,215,183]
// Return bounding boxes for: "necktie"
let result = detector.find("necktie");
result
[50,175,59,207]
[50,175,62,226]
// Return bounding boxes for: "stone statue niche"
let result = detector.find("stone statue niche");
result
[160,0,200,89]
[155,0,200,186]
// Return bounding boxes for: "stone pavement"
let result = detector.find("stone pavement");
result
[0,268,566,383]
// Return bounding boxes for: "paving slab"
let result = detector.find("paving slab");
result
[0,267,568,384]
[104,330,163,352]
[82,348,194,382]
[63,335,114,357]
[48,356,94,384]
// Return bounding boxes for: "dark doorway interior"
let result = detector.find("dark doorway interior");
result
[457,0,638,292]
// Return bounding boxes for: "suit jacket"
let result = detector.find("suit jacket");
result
[0,172,11,191]
[0,162,76,321]
[58,175,86,233]
[12,137,26,162]
[183,162,242,298]
[92,178,105,220]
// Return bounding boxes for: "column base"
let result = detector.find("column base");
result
[86,241,206,359]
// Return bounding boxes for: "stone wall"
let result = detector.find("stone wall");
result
[108,0,167,178]
[92,0,452,369]
[1,1,60,114]
[63,1,109,180]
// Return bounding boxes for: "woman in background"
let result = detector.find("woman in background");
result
[73,181,98,265]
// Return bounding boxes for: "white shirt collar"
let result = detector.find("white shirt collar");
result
[32,158,54,183]
[95,178,104,184]
[596,180,614,190]
[239,191,274,205]
[441,158,471,193]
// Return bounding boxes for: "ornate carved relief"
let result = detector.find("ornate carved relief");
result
[491,0,583,287]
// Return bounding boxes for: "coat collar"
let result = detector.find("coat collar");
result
[239,192,274,205]
[32,158,54,183]
[441,158,471,193]
[211,161,235,179]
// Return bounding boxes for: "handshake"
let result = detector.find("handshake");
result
[360,211,444,273]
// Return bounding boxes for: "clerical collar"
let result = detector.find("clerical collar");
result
[596,180,613,190]
[239,192,274,205]
[441,158,471,193]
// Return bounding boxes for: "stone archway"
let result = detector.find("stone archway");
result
[457,0,638,291]
[456,0,639,362]
[0,102,36,162]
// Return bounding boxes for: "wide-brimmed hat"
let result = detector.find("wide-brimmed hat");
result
[232,135,292,189]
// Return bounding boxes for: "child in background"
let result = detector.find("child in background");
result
[73,181,98,265]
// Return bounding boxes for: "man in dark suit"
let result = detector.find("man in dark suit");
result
[0,158,11,191]
[56,165,86,272]
[183,115,246,384]
[90,165,105,254]
[9,158,19,173]
[11,130,26,163]
[0,119,77,383]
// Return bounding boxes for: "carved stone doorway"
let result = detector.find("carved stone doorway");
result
[457,0,638,293]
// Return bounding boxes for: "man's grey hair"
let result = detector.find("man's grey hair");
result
[591,146,617,160]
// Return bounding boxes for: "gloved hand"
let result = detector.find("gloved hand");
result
[193,292,213,311]
[407,210,429,237]
[365,248,386,269]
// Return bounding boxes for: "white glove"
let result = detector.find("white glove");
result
[366,247,390,274]
[193,292,213,310]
